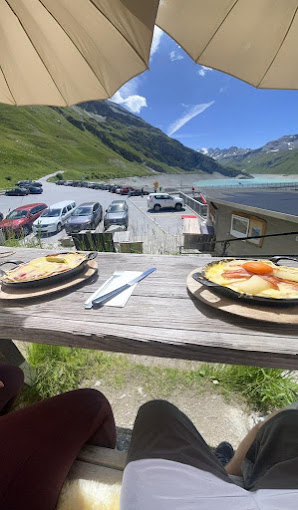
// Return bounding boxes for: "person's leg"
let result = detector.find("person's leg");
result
[0,364,24,415]
[241,410,298,490]
[226,408,283,477]
[0,388,116,510]
[127,399,231,483]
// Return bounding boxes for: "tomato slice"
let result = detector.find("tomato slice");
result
[242,261,273,275]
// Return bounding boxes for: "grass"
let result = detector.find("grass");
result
[221,146,298,175]
[0,104,154,188]
[15,343,298,414]
[24,344,114,401]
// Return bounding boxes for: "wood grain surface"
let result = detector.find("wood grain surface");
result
[0,248,298,369]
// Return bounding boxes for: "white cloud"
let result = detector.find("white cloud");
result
[198,65,213,77]
[117,78,139,97]
[121,95,147,113]
[110,76,147,114]
[168,101,215,136]
[111,91,147,114]
[150,26,163,58]
[169,50,184,62]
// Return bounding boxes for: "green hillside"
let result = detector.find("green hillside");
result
[0,101,238,189]
[219,142,298,175]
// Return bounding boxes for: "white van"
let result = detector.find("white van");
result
[33,200,76,234]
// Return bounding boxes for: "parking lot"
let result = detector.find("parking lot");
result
[129,195,192,235]
[0,178,196,251]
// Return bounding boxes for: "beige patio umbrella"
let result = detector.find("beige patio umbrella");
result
[0,0,159,106]
[157,0,298,89]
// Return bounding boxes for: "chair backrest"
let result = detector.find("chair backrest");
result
[72,232,115,252]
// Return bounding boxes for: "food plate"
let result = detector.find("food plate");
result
[192,257,298,306]
[1,252,97,289]
[0,260,98,300]
[187,268,298,324]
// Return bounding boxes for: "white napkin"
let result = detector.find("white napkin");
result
[85,271,142,308]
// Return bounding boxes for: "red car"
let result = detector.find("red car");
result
[120,186,135,195]
[0,203,47,237]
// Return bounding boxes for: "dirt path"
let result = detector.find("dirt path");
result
[90,354,257,448]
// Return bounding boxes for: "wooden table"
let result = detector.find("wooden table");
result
[1,247,298,370]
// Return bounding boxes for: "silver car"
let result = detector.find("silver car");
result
[104,200,128,229]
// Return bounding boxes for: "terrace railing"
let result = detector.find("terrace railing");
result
[215,230,298,257]
[177,191,208,219]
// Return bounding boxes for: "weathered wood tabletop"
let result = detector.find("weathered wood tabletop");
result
[0,247,298,370]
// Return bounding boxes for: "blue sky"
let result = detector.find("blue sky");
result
[111,27,298,152]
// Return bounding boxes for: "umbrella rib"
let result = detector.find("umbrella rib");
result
[194,0,239,62]
[0,63,17,105]
[5,0,68,105]
[39,0,110,97]
[256,5,298,88]
[88,0,149,70]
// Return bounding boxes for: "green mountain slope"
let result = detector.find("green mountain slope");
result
[0,101,238,189]
[222,150,298,175]
[216,134,298,175]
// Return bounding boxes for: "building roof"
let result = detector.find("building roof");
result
[206,189,298,223]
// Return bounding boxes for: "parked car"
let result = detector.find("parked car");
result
[0,212,3,222]
[64,180,73,186]
[29,186,43,194]
[0,203,47,237]
[5,187,30,196]
[120,186,134,195]
[16,180,31,187]
[55,180,65,185]
[16,180,42,188]
[65,202,103,234]
[104,200,129,229]
[147,193,184,212]
[109,185,118,192]
[130,189,149,196]
[109,199,128,210]
[32,200,76,235]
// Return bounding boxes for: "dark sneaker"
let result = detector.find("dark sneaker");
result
[214,441,234,466]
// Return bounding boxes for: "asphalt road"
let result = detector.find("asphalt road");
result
[130,195,192,235]
[0,179,195,248]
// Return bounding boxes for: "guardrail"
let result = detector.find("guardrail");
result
[199,180,298,190]
[177,191,208,219]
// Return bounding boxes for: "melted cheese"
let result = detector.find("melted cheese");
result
[4,253,86,283]
[205,259,298,299]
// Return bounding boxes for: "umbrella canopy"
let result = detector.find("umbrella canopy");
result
[157,0,298,89]
[0,0,159,106]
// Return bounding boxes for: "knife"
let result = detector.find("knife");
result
[92,267,157,308]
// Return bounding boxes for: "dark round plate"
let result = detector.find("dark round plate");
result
[1,252,97,289]
[193,257,298,307]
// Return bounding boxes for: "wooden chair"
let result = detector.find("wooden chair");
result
[71,232,115,252]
